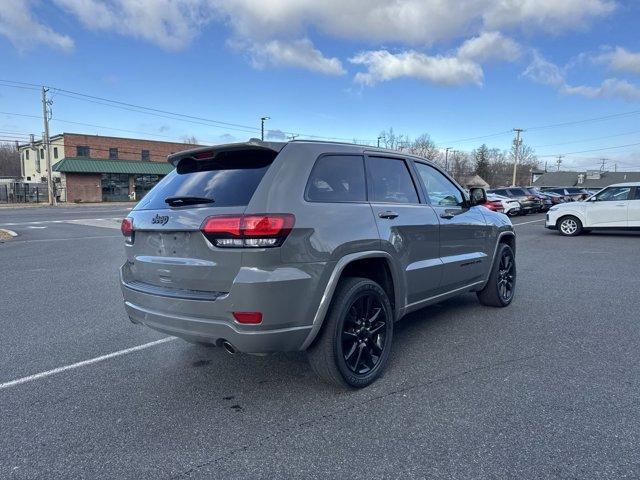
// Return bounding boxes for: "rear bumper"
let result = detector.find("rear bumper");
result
[120,262,324,353]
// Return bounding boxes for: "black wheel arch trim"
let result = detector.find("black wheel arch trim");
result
[300,251,401,350]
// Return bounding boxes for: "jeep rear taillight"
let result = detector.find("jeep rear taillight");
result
[201,214,295,248]
[121,217,134,244]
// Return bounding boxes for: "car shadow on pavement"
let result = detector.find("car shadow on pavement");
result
[167,293,483,401]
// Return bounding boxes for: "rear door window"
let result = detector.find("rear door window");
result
[305,155,366,202]
[137,149,276,210]
[366,156,419,204]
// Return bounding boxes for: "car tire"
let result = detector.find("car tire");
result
[477,243,516,307]
[557,215,583,236]
[307,277,393,389]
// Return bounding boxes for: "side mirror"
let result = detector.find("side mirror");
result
[469,187,487,206]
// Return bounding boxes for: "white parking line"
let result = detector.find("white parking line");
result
[513,218,545,226]
[0,217,123,227]
[0,337,176,391]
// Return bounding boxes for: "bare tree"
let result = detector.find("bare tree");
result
[181,135,199,146]
[0,142,20,177]
[409,133,441,164]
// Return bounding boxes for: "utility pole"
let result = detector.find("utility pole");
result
[260,116,270,141]
[556,155,563,171]
[41,86,55,206]
[444,147,451,171]
[511,128,523,186]
[599,158,606,172]
[377,135,384,148]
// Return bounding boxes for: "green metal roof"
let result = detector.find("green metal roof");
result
[52,157,174,175]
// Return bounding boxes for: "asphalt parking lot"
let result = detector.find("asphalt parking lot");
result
[1,206,639,479]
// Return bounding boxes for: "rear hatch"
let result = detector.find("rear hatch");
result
[123,142,282,295]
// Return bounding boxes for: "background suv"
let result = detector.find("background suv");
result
[546,182,640,235]
[120,140,516,388]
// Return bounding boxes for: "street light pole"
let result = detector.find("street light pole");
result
[260,116,270,141]
[377,136,384,148]
[444,147,451,171]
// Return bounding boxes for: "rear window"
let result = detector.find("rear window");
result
[305,155,366,202]
[137,149,276,210]
[366,156,419,204]
[509,188,527,195]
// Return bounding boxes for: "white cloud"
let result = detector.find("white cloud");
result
[562,78,640,101]
[457,31,521,63]
[522,51,566,86]
[523,53,640,102]
[248,38,345,75]
[53,0,212,50]
[350,50,483,87]
[215,0,614,46]
[483,0,615,32]
[0,0,73,52]
[595,47,640,75]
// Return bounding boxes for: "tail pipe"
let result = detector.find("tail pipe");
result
[222,341,236,355]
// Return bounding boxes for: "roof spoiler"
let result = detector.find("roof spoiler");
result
[167,139,286,167]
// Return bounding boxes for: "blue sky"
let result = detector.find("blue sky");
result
[1,0,639,170]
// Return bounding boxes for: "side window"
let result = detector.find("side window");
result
[635,188,640,200]
[595,187,631,202]
[414,162,463,206]
[366,156,419,204]
[509,188,526,196]
[305,155,366,203]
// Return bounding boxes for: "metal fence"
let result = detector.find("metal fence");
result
[0,183,65,204]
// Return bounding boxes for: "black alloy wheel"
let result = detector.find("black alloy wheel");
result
[341,293,388,375]
[496,249,515,302]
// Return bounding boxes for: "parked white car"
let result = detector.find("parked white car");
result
[488,194,521,216]
[545,182,640,236]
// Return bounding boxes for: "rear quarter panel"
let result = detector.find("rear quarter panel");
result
[243,142,382,328]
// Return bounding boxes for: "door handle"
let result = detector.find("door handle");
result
[440,212,455,219]
[615,203,627,207]
[378,211,399,219]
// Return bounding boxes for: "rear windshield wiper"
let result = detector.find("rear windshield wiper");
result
[164,196,214,206]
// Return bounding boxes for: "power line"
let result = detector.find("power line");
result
[0,111,221,145]
[532,129,640,148]
[0,80,379,143]
[537,141,640,158]
[525,109,640,131]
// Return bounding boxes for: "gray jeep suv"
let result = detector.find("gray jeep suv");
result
[120,140,516,388]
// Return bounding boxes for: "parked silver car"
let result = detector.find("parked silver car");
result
[120,140,516,387]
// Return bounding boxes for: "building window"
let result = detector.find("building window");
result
[109,148,118,159]
[40,148,44,159]
[141,149,150,161]
[25,150,30,160]
[53,147,58,159]
[76,145,90,157]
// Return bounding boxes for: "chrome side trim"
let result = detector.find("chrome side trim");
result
[404,280,485,311]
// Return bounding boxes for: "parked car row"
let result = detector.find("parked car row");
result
[483,185,592,215]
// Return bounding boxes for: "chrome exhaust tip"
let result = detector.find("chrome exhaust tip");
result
[222,341,236,355]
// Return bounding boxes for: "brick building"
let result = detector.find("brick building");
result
[19,133,197,202]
